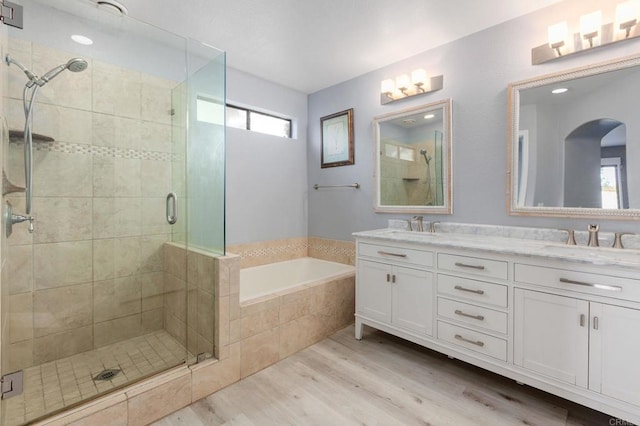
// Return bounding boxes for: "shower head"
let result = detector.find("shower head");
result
[66,58,89,73]
[419,149,431,164]
[5,55,39,86]
[38,58,88,85]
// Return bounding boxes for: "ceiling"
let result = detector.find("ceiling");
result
[124,0,564,94]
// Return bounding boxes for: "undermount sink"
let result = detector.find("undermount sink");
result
[541,244,640,265]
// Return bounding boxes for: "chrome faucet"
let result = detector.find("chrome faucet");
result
[412,216,424,232]
[429,221,440,233]
[587,224,599,247]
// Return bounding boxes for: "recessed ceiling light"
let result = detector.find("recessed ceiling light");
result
[71,34,93,45]
[552,87,568,94]
[402,118,417,125]
[424,114,435,119]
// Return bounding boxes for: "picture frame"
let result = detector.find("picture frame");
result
[320,108,354,168]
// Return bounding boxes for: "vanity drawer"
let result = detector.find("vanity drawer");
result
[438,253,508,280]
[437,321,507,361]
[437,274,508,307]
[359,242,433,267]
[437,297,507,334]
[515,263,640,302]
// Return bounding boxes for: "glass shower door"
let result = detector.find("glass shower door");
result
[0,1,224,424]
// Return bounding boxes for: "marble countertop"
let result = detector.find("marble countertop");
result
[353,226,640,270]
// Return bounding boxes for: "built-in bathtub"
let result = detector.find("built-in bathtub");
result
[240,257,355,302]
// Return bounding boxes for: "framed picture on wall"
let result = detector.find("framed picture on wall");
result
[320,108,354,168]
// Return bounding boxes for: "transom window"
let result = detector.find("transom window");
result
[226,104,292,138]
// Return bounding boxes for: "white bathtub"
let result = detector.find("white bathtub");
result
[240,257,355,302]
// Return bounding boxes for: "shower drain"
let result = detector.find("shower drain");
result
[93,369,121,381]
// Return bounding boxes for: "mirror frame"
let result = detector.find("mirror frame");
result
[373,99,453,214]
[507,54,640,220]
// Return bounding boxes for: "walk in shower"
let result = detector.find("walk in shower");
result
[0,1,225,424]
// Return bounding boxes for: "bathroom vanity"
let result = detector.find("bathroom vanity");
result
[354,225,640,424]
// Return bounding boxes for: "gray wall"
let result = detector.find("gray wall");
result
[307,0,640,242]
[226,68,309,245]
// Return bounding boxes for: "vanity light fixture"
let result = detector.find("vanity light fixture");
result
[380,68,443,105]
[532,1,640,65]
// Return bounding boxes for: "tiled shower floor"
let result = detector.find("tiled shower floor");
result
[3,330,190,426]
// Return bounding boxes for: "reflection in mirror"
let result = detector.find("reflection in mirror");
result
[508,55,640,219]
[374,99,452,214]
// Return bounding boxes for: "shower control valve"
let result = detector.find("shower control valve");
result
[11,212,34,233]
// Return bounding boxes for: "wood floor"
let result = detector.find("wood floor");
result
[154,325,618,426]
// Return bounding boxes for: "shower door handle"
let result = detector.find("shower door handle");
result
[166,192,178,225]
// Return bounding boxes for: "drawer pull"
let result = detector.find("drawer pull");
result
[454,334,485,347]
[454,309,485,321]
[454,262,485,270]
[378,251,407,258]
[559,278,622,292]
[454,285,485,295]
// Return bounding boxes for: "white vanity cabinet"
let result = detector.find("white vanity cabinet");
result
[514,263,640,407]
[514,289,590,387]
[353,229,640,424]
[435,252,509,361]
[355,242,434,339]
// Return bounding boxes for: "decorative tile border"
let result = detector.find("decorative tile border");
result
[10,140,178,162]
[227,237,355,268]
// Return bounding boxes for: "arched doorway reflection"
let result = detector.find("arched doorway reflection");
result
[563,119,628,209]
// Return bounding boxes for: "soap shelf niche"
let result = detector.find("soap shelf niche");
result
[8,129,55,143]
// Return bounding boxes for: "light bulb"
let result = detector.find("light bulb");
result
[616,0,640,38]
[580,11,602,47]
[395,74,410,92]
[548,21,568,55]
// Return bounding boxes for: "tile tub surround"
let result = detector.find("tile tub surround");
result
[227,236,355,268]
[30,241,356,425]
[3,37,178,370]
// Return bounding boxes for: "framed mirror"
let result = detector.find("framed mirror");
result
[373,99,452,214]
[508,55,640,219]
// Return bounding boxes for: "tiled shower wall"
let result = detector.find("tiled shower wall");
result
[379,140,433,206]
[2,38,179,371]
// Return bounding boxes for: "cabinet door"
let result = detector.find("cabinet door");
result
[393,266,433,336]
[356,259,392,324]
[589,303,640,406]
[514,289,589,387]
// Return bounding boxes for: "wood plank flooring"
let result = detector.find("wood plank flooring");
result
[154,325,619,426]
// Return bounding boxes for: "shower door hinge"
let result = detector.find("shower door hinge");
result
[1,370,23,399]
[1,1,23,29]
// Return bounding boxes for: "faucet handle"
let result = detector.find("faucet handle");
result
[561,229,576,245]
[429,221,440,233]
[613,232,633,249]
